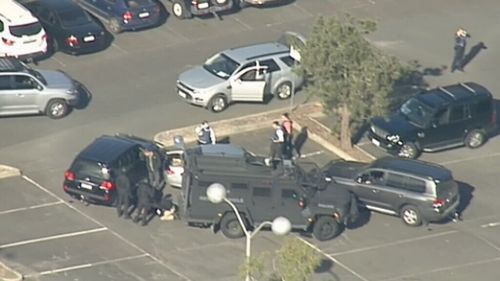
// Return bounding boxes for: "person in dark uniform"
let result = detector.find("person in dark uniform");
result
[115,170,133,219]
[451,28,470,72]
[142,148,163,190]
[281,113,294,159]
[133,180,156,226]
[269,121,285,170]
[195,121,216,145]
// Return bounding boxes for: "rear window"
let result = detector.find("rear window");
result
[435,179,457,198]
[9,22,43,37]
[280,55,298,67]
[126,0,153,8]
[58,9,91,27]
[71,159,109,180]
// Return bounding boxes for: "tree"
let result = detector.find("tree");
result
[273,237,321,281]
[299,15,409,149]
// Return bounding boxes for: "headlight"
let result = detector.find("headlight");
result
[66,88,78,94]
[386,134,400,143]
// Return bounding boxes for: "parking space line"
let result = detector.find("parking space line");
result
[0,227,107,249]
[232,16,253,30]
[22,175,193,281]
[292,3,314,17]
[328,230,459,256]
[481,222,500,228]
[165,26,191,42]
[23,253,149,278]
[438,152,500,166]
[49,56,66,67]
[299,237,371,281]
[111,43,129,54]
[300,150,324,158]
[0,201,63,215]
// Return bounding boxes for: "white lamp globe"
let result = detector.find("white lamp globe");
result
[271,216,292,236]
[206,183,227,204]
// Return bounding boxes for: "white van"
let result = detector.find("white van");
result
[0,0,47,60]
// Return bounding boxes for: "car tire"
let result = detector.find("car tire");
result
[172,0,192,19]
[220,213,245,239]
[51,38,59,54]
[398,142,420,159]
[45,99,69,119]
[312,216,340,241]
[275,81,293,100]
[400,205,422,226]
[208,94,228,113]
[108,18,122,34]
[233,0,247,10]
[464,129,487,149]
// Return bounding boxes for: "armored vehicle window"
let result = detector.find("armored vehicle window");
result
[281,189,296,199]
[197,181,212,187]
[253,187,271,198]
[231,183,248,190]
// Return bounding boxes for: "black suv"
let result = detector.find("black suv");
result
[63,134,164,205]
[177,144,359,241]
[368,82,496,158]
[323,157,460,226]
[167,0,234,19]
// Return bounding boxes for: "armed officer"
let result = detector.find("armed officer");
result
[195,121,216,145]
[133,180,156,226]
[115,170,133,219]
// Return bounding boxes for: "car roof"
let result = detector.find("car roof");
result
[223,43,290,63]
[76,135,139,164]
[26,0,81,10]
[371,157,452,181]
[191,144,246,158]
[0,58,25,72]
[417,82,492,109]
[0,0,39,25]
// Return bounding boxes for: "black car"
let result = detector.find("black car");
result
[63,134,164,205]
[22,0,107,55]
[177,143,359,241]
[323,157,460,226]
[167,0,233,19]
[368,82,496,158]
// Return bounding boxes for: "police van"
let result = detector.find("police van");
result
[0,0,47,60]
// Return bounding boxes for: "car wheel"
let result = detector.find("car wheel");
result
[45,99,69,119]
[400,205,422,226]
[312,216,340,241]
[276,82,293,100]
[220,213,245,239]
[51,38,59,54]
[172,0,192,19]
[209,94,228,113]
[233,0,247,9]
[398,142,419,159]
[108,18,122,34]
[464,129,487,149]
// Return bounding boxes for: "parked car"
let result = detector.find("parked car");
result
[166,0,233,19]
[0,58,83,119]
[75,0,161,34]
[176,32,305,112]
[0,0,47,60]
[21,0,107,55]
[323,157,460,226]
[164,149,184,188]
[63,134,165,205]
[368,82,496,159]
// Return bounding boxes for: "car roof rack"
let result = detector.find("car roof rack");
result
[459,82,477,94]
[438,87,456,100]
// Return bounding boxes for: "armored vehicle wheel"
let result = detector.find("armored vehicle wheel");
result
[312,216,340,241]
[220,213,245,239]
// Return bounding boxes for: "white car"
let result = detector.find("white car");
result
[164,150,184,188]
[0,0,47,60]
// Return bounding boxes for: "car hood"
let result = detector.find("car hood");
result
[178,66,225,90]
[371,113,419,139]
[38,70,74,90]
[324,160,367,180]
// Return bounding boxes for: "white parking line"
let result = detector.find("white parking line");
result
[50,56,66,67]
[0,201,63,215]
[23,253,149,278]
[232,16,253,30]
[438,152,500,166]
[0,227,107,249]
[22,175,193,281]
[111,43,129,54]
[298,237,371,281]
[481,222,500,228]
[292,3,314,17]
[328,230,459,256]
[300,150,324,158]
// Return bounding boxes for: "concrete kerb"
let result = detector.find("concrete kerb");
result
[0,165,21,180]
[0,261,23,281]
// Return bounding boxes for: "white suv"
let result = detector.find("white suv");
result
[0,0,47,60]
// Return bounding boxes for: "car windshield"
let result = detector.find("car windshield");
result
[400,97,435,128]
[58,8,92,27]
[21,62,47,85]
[203,53,240,79]
[9,22,42,37]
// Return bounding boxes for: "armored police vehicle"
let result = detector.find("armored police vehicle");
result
[176,143,359,241]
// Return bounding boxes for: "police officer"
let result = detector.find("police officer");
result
[281,113,294,159]
[115,170,133,219]
[269,121,285,170]
[142,148,163,190]
[451,28,469,72]
[133,180,156,226]
[195,121,216,145]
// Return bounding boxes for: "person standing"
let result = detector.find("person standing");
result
[195,121,216,145]
[142,148,163,190]
[133,180,156,226]
[269,121,285,170]
[115,170,133,219]
[451,28,469,72]
[281,113,294,159]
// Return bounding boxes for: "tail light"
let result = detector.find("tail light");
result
[42,34,47,42]
[433,198,445,209]
[298,199,305,208]
[166,167,175,175]
[153,5,160,13]
[2,37,15,46]
[99,181,115,191]
[123,11,133,22]
[64,170,75,181]
[65,35,79,47]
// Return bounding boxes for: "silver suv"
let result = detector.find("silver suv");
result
[0,58,81,119]
[176,32,305,112]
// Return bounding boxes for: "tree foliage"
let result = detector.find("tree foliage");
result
[299,15,409,149]
[273,237,321,281]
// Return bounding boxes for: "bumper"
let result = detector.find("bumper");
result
[121,16,160,31]
[177,88,208,107]
[62,39,107,55]
[2,50,47,61]
[367,130,401,154]
[63,185,113,205]
[244,0,280,4]
[422,199,460,222]
[191,2,233,16]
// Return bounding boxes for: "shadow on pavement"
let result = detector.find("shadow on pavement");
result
[462,42,487,70]
[456,181,475,216]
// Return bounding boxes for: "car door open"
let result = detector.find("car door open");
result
[230,65,268,102]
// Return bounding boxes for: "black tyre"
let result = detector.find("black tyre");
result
[51,37,59,54]
[400,205,422,226]
[464,129,487,149]
[312,216,340,241]
[108,18,122,34]
[220,213,245,239]
[208,94,228,113]
[398,142,420,159]
[172,0,192,19]
[45,99,69,119]
[275,81,293,100]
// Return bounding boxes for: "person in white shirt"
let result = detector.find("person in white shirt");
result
[269,121,285,169]
[195,121,216,145]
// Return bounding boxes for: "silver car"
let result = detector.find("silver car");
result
[176,32,305,112]
[0,58,82,119]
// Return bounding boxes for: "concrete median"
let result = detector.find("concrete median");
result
[0,165,21,180]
